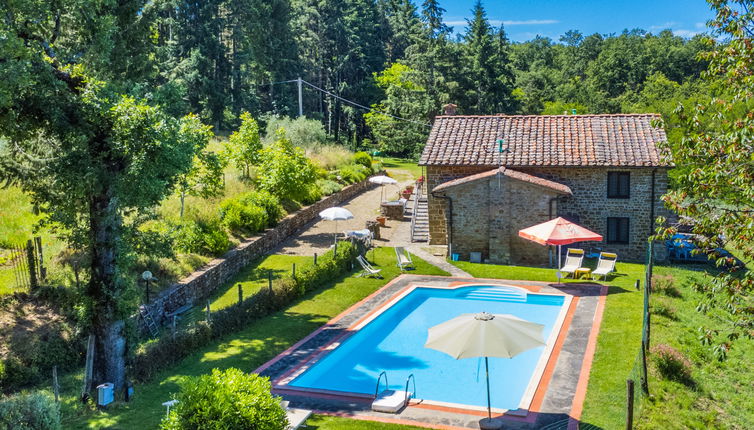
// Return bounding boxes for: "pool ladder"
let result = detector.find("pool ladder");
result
[372,371,416,413]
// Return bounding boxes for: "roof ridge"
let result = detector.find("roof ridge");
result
[434,113,661,119]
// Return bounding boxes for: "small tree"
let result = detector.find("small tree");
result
[176,147,226,218]
[225,112,262,178]
[256,128,317,202]
[161,368,287,430]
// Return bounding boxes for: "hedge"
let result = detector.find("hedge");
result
[0,391,61,430]
[130,242,358,383]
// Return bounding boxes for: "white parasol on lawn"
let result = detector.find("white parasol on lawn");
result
[319,207,354,245]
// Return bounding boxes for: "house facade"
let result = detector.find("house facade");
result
[419,114,671,264]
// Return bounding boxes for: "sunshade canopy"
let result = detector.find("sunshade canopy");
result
[318,207,354,221]
[518,217,602,246]
[425,312,545,359]
[368,175,398,185]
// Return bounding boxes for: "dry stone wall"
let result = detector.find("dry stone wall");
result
[142,175,379,327]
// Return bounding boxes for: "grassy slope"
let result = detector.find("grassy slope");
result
[61,247,448,429]
[452,259,754,429]
[381,157,423,181]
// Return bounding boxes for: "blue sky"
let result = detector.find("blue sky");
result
[438,0,716,42]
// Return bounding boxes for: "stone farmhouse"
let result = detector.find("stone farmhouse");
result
[418,113,671,264]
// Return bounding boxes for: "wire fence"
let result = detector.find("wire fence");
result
[624,242,654,428]
[3,237,46,291]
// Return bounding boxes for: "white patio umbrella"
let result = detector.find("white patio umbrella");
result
[369,175,398,202]
[319,207,354,245]
[425,312,545,427]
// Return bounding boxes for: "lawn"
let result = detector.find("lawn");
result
[61,247,448,429]
[380,157,423,182]
[451,258,754,429]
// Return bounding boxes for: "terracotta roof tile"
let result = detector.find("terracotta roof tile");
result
[418,114,670,167]
[432,167,573,195]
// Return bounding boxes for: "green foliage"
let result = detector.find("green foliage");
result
[225,112,262,178]
[317,179,343,196]
[161,368,286,430]
[173,219,230,257]
[655,1,754,351]
[540,101,589,115]
[353,152,373,170]
[263,116,329,148]
[0,391,61,430]
[652,344,694,385]
[256,129,317,202]
[300,184,323,205]
[218,190,283,234]
[365,63,433,157]
[337,164,370,184]
[176,130,224,217]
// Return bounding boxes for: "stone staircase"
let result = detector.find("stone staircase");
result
[411,192,429,243]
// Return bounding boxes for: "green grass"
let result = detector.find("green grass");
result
[451,258,753,429]
[380,157,422,182]
[60,247,448,429]
[305,414,427,429]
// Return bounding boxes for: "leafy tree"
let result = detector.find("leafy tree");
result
[161,368,287,430]
[657,0,754,358]
[0,1,209,389]
[365,63,433,157]
[176,148,226,218]
[225,112,262,177]
[256,128,317,201]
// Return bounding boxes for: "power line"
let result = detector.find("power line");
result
[300,79,431,127]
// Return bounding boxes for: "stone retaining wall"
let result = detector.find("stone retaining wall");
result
[142,175,379,327]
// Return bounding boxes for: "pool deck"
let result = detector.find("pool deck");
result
[255,275,608,429]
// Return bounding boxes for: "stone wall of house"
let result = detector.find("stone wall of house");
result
[426,165,671,263]
[426,165,491,245]
[441,174,561,265]
[141,176,379,328]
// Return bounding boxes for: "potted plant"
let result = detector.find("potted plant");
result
[417,175,425,184]
[376,216,387,226]
[405,184,414,193]
[401,190,412,199]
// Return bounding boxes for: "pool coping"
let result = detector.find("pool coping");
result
[254,275,609,429]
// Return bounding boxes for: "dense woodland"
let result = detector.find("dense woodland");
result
[121,0,712,156]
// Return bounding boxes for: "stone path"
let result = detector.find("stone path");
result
[406,246,472,277]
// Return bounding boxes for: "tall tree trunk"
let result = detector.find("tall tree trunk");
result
[89,186,126,390]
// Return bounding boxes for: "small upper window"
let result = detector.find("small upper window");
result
[607,172,630,199]
[607,217,630,244]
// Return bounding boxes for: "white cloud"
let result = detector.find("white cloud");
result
[649,21,679,30]
[444,19,559,27]
[671,29,702,38]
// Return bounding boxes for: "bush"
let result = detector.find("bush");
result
[337,163,369,184]
[353,151,372,170]
[317,179,343,196]
[131,322,213,383]
[173,219,230,257]
[219,199,267,233]
[0,391,61,430]
[299,184,323,205]
[161,368,286,430]
[651,298,677,320]
[652,344,693,385]
[652,274,681,297]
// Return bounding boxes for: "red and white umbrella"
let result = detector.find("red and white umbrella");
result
[518,217,602,267]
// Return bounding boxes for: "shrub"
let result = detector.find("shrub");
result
[263,115,328,148]
[317,179,343,196]
[257,129,317,201]
[219,199,267,233]
[299,184,323,205]
[651,299,677,320]
[0,391,61,430]
[338,163,369,184]
[131,322,213,383]
[161,368,286,430]
[353,151,372,170]
[652,274,681,297]
[652,344,693,385]
[239,190,285,226]
[173,219,230,257]
[307,145,353,170]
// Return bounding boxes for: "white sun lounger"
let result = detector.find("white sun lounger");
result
[394,247,414,270]
[280,400,312,430]
[560,248,585,278]
[592,252,617,280]
[357,255,383,278]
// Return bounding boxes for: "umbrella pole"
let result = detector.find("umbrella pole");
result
[485,356,492,420]
[558,244,562,269]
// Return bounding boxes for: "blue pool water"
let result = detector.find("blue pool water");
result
[289,285,565,410]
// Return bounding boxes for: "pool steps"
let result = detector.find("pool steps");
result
[372,372,416,413]
[461,287,527,303]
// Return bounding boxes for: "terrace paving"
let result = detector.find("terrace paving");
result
[256,275,605,430]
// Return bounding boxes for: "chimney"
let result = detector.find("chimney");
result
[443,103,457,116]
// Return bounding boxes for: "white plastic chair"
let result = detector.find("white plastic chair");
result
[592,252,617,280]
[394,247,414,270]
[560,248,585,278]
[357,255,382,278]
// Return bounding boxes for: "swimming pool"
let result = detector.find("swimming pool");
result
[285,284,570,412]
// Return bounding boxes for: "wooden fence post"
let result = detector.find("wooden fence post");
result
[292,263,296,279]
[626,379,635,430]
[81,335,95,401]
[634,279,640,290]
[35,237,46,281]
[314,253,317,265]
[26,240,38,290]
[640,340,649,395]
[53,366,60,403]
[268,270,272,292]
[237,284,243,303]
